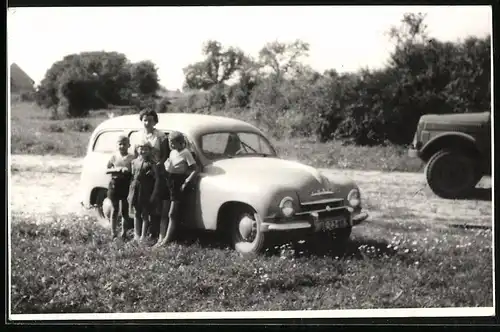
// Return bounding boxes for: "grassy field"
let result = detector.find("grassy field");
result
[10,101,423,172]
[10,212,492,313]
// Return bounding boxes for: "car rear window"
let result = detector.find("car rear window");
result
[93,130,128,153]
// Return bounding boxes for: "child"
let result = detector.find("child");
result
[106,135,134,239]
[156,131,198,246]
[127,140,160,244]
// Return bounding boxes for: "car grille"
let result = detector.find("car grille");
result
[297,198,346,215]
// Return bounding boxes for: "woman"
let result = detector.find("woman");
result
[134,108,170,240]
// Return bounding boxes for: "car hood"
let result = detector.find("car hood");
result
[209,157,355,202]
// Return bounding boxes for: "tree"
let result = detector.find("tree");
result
[182,40,246,91]
[387,12,429,46]
[36,51,161,117]
[226,55,261,108]
[129,60,160,95]
[258,39,310,81]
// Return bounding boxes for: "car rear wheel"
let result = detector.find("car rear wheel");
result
[94,189,109,224]
[230,207,267,255]
[425,150,479,199]
[94,189,133,229]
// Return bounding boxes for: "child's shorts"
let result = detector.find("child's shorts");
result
[108,176,130,201]
[167,173,188,202]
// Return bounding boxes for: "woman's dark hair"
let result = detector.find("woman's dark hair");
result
[139,108,159,123]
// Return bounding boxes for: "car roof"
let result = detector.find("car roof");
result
[94,112,263,137]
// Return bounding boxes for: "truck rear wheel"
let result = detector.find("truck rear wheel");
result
[425,150,479,199]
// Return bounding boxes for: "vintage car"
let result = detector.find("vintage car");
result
[80,113,369,254]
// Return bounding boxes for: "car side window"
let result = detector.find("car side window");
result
[201,133,230,155]
[93,130,126,153]
[128,130,142,155]
[239,132,274,155]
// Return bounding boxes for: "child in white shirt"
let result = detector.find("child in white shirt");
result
[156,131,198,246]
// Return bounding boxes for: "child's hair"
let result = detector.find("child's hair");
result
[169,131,185,145]
[117,134,130,144]
[139,108,159,123]
[136,139,153,149]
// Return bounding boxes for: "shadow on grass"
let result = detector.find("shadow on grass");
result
[162,225,399,261]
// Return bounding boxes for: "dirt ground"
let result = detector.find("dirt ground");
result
[9,154,492,229]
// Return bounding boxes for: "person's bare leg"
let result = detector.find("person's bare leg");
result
[134,209,142,241]
[162,201,180,244]
[110,200,119,238]
[140,210,150,242]
[156,200,171,245]
[120,199,130,240]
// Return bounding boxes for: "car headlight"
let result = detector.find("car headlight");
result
[347,189,361,208]
[279,196,295,218]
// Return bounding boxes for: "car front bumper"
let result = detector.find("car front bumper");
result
[260,210,369,232]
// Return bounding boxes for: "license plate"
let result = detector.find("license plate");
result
[322,217,349,231]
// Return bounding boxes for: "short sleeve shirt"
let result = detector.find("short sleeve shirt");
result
[165,148,196,174]
[108,153,135,172]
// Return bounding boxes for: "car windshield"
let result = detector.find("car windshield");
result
[200,131,276,160]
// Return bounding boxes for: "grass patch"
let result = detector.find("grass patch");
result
[11,101,423,172]
[10,213,492,314]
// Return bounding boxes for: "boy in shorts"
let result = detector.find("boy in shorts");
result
[106,134,135,239]
[156,131,198,246]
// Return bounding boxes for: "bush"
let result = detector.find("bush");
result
[65,119,93,133]
[156,97,171,113]
[20,91,36,102]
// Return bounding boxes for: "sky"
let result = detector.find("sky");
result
[8,6,492,91]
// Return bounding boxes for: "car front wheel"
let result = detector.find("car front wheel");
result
[230,208,268,255]
[425,150,479,199]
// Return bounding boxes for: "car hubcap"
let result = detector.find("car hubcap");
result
[238,214,257,242]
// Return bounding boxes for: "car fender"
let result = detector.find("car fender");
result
[198,175,297,229]
[420,132,478,160]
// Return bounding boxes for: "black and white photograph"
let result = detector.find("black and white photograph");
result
[7,4,494,321]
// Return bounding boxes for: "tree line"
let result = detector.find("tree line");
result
[34,12,491,146]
